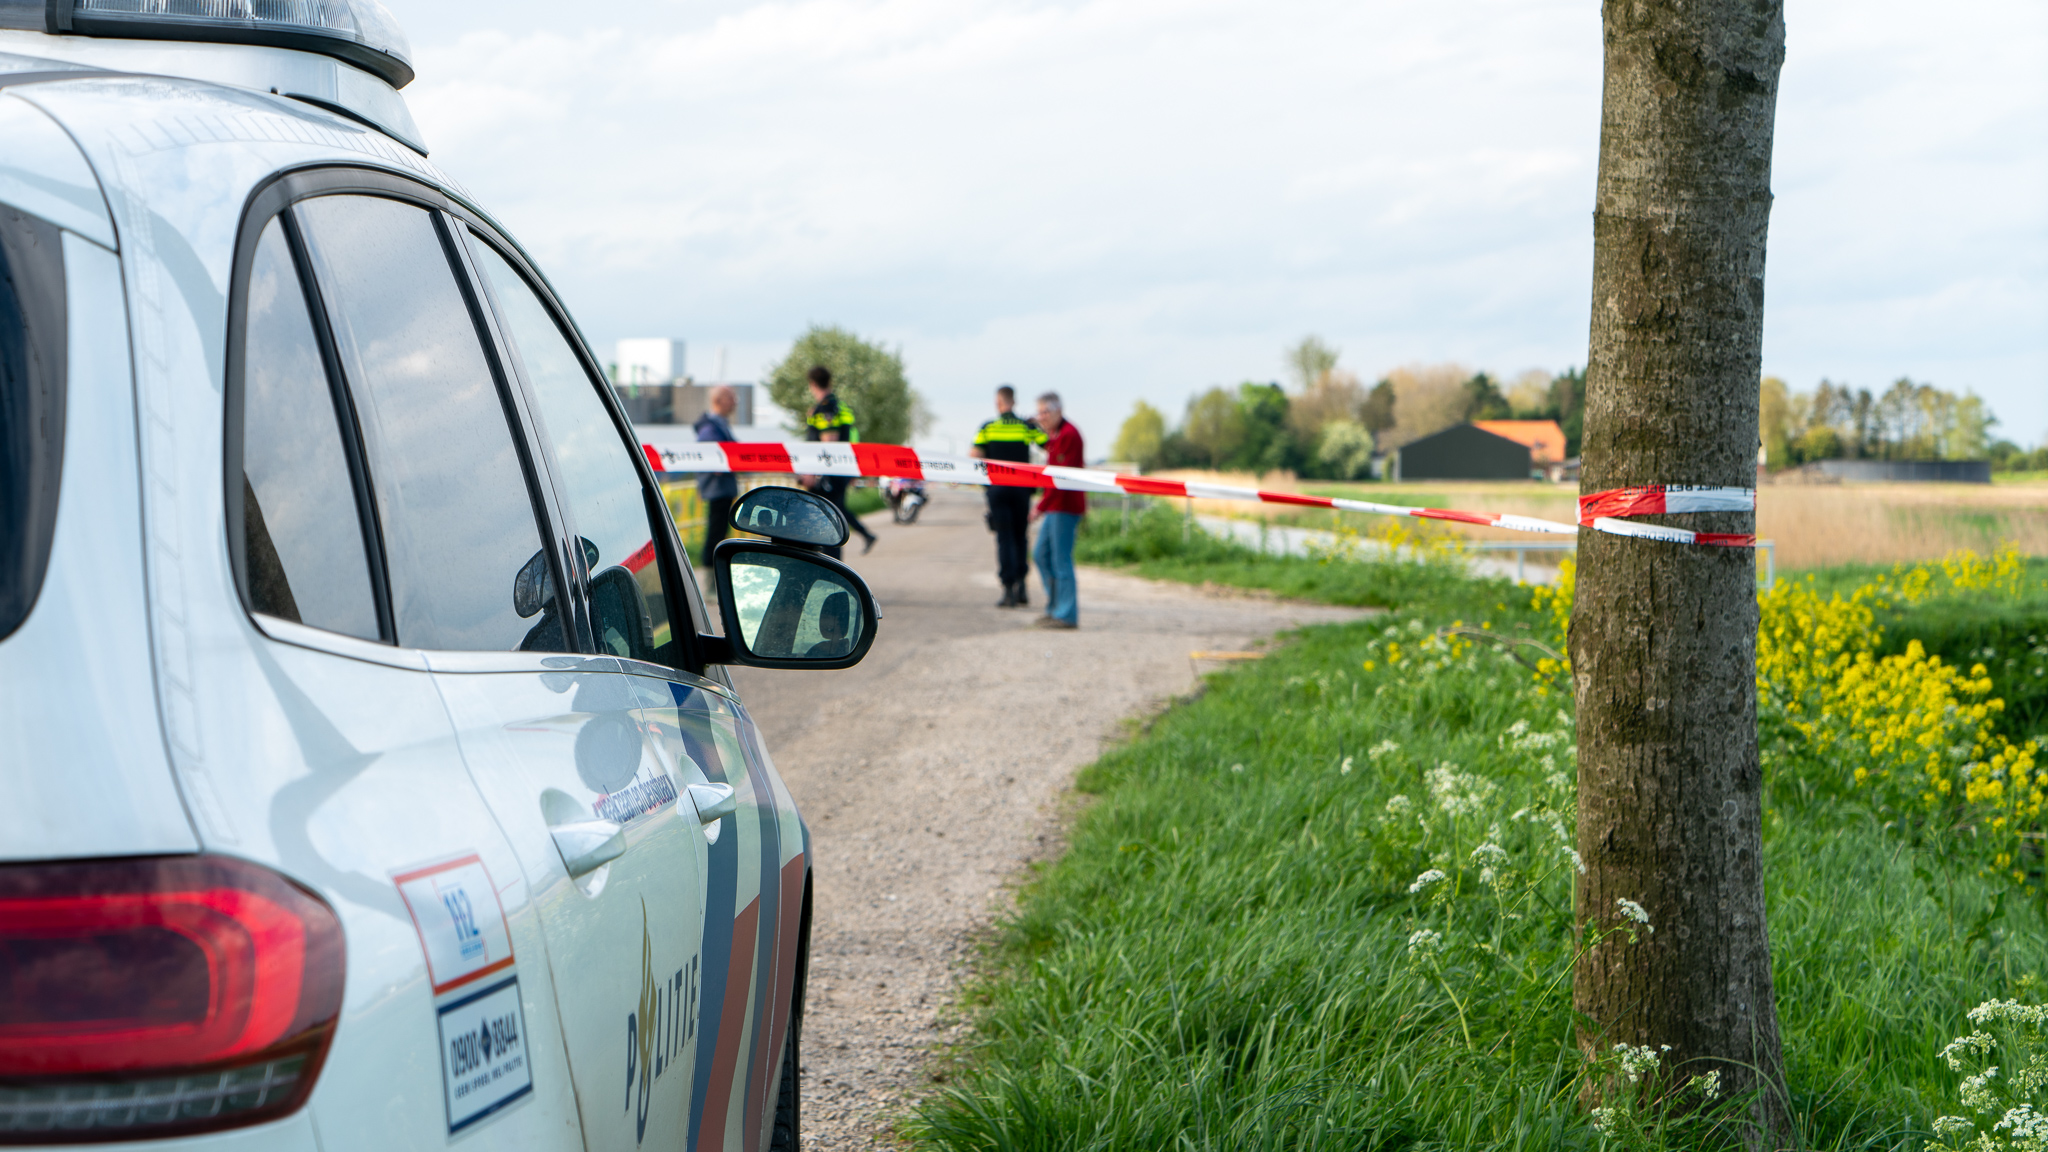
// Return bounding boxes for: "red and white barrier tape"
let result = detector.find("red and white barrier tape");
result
[643,442,1757,548]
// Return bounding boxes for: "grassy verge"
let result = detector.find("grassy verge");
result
[910,550,2048,1150]
[1076,499,1509,616]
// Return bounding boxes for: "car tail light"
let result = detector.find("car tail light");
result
[0,855,345,1144]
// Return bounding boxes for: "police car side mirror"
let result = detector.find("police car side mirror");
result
[727,486,847,549]
[705,540,878,670]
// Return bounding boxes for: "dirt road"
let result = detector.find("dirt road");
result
[728,488,1374,1149]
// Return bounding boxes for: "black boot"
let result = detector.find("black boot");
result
[1013,580,1030,608]
[997,580,1018,608]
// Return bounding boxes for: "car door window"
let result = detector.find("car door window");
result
[469,239,681,666]
[235,216,381,641]
[294,194,567,653]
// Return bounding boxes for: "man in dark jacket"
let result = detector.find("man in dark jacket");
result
[970,384,1044,607]
[692,385,739,562]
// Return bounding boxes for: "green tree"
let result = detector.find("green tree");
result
[1112,400,1167,470]
[1314,419,1375,479]
[1233,382,1297,474]
[1460,372,1511,421]
[1361,378,1397,447]
[764,324,930,446]
[1182,387,1246,469]
[1283,336,1340,391]
[1549,367,1585,456]
[1759,376,1793,468]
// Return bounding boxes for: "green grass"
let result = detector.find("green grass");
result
[1076,499,1512,617]
[847,484,888,516]
[909,549,2048,1151]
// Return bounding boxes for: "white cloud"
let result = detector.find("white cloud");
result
[388,0,2048,449]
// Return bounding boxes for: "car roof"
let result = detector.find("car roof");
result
[0,28,425,153]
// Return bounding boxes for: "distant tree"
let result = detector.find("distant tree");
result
[1182,387,1246,469]
[1234,382,1298,475]
[1381,362,1472,450]
[1796,423,1841,461]
[1361,378,1397,446]
[1284,336,1340,391]
[1943,390,1997,459]
[1759,376,1793,468]
[1460,372,1512,421]
[1314,420,1376,480]
[1287,370,1365,442]
[764,324,930,446]
[1505,369,1553,416]
[1112,400,1167,470]
[1785,377,1996,462]
[1549,366,1586,455]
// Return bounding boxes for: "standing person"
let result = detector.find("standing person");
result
[1029,392,1084,629]
[970,384,1044,607]
[802,365,876,558]
[692,384,739,563]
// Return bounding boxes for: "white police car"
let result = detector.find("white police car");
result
[0,4,880,1148]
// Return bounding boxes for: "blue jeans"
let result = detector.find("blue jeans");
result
[1033,512,1080,624]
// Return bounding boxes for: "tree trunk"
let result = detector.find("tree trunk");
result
[1570,0,1788,1142]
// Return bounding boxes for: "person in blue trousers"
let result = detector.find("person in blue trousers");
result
[1029,391,1084,629]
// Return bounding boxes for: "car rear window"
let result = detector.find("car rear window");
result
[0,204,66,643]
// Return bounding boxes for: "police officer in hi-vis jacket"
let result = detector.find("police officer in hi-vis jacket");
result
[970,384,1045,607]
[802,365,876,558]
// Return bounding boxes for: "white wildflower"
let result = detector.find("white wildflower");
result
[1230,763,1244,773]
[1932,1116,1976,1137]
[1406,929,1442,956]
[1942,1030,1998,1071]
[1408,869,1448,894]
[1995,1104,2048,1142]
[1425,763,1496,818]
[1470,843,1509,867]
[1368,739,1400,761]
[1961,1067,2001,1112]
[1385,794,1414,817]
[1689,1070,1721,1100]
[1971,999,2048,1029]
[1505,719,1531,738]
[1616,897,1653,933]
[1589,1106,1620,1134]
[1339,756,1354,775]
[1613,1043,1670,1084]
[1560,844,1586,874]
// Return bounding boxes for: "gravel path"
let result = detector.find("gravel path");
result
[728,488,1375,1149]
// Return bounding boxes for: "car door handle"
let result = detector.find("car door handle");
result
[686,783,737,825]
[550,819,627,879]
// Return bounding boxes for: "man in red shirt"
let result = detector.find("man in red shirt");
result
[1030,391,1084,629]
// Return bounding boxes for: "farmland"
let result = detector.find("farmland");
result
[1140,470,2048,572]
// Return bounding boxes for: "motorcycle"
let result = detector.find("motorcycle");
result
[884,476,927,524]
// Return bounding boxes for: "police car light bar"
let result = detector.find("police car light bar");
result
[43,0,414,88]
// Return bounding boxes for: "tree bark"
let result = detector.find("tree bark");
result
[1570,0,1787,1142]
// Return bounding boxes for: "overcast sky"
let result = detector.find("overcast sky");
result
[385,0,2048,453]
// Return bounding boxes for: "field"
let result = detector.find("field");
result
[1139,469,2048,572]
[906,517,2048,1151]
